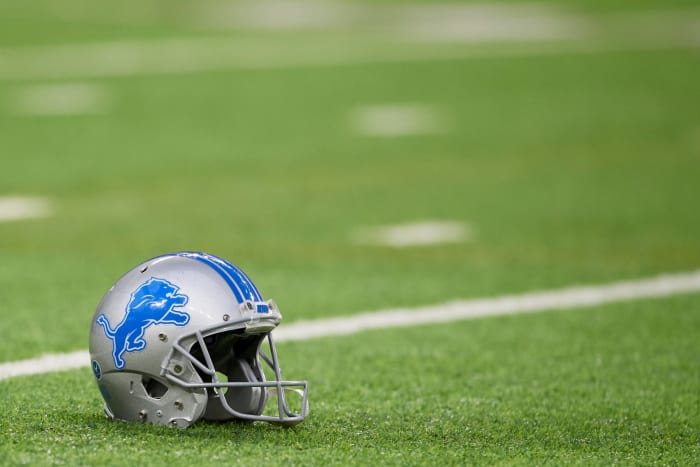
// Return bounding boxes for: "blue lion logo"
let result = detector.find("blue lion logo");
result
[97,277,190,370]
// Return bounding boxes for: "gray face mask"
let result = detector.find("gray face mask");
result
[166,325,308,426]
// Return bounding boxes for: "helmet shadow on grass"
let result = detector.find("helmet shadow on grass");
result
[83,411,307,441]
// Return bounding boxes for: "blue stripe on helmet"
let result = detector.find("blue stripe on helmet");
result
[174,252,263,303]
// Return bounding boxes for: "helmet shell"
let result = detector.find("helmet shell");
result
[89,253,281,427]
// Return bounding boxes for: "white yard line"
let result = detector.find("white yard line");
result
[0,32,697,81]
[391,4,585,42]
[0,5,698,81]
[0,351,89,381]
[0,37,507,81]
[2,269,700,381]
[276,270,700,341]
[195,0,358,30]
[195,1,583,41]
[0,196,51,222]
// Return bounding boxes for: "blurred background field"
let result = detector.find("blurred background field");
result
[0,0,698,464]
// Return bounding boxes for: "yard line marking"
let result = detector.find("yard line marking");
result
[392,4,584,42]
[0,351,89,381]
[0,33,697,81]
[2,269,700,381]
[196,0,357,30]
[350,104,447,137]
[9,83,111,116]
[0,196,51,222]
[0,5,697,82]
[352,220,470,247]
[276,270,700,341]
[195,2,582,42]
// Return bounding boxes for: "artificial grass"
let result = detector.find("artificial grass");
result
[1,1,699,463]
[1,294,698,464]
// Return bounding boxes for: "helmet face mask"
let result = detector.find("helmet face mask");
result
[89,252,308,428]
[165,323,308,425]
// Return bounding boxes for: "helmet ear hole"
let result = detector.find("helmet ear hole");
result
[142,376,169,400]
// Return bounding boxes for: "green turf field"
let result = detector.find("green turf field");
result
[1,0,699,464]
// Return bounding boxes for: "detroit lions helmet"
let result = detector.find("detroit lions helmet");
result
[89,252,308,428]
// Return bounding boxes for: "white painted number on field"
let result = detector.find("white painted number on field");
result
[10,83,111,116]
[352,221,471,247]
[350,104,446,137]
[0,196,51,222]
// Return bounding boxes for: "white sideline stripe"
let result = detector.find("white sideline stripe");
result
[0,196,51,222]
[2,269,700,381]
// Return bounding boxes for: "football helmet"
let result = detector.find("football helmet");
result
[89,252,308,428]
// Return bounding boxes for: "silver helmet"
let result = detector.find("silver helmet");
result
[89,252,308,428]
